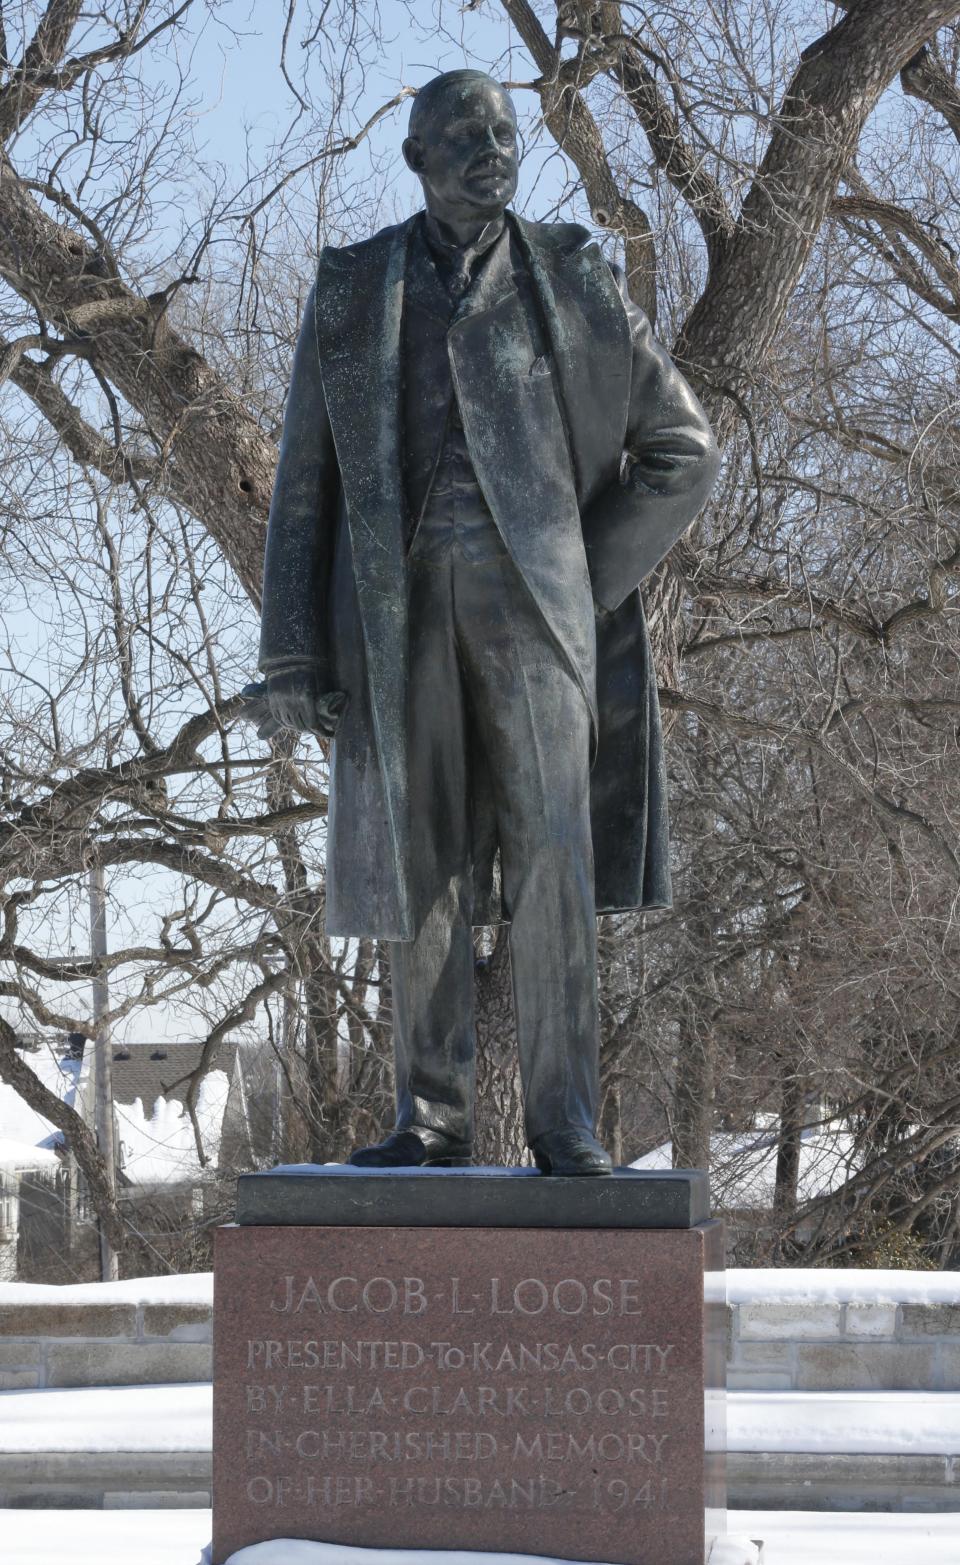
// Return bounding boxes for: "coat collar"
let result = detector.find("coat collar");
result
[422,210,505,267]
[313,208,625,509]
[406,212,530,325]
[318,209,592,291]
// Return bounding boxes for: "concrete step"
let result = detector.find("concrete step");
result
[1,1384,958,1510]
[0,1382,211,1507]
[727,1387,960,1511]
[730,1451,960,1513]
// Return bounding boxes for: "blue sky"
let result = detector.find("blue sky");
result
[0,0,927,1051]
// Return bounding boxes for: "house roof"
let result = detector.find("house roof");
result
[115,1065,235,1185]
[0,1036,244,1186]
[633,1121,861,1210]
[0,1136,61,1173]
[108,1041,236,1117]
[0,1047,84,1151]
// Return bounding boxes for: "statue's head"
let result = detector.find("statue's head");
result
[403,70,518,227]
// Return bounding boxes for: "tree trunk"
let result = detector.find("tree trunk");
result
[278,984,311,1164]
[0,1018,149,1268]
[672,1003,716,1171]
[304,953,355,1163]
[600,1078,624,1167]
[474,928,527,1165]
[774,1062,805,1227]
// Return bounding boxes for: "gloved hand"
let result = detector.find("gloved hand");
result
[240,670,347,742]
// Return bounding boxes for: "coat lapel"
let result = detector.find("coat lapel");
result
[512,214,631,508]
[314,219,411,534]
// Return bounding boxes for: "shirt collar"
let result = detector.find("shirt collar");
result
[422,210,507,263]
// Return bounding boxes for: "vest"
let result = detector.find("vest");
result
[401,217,553,555]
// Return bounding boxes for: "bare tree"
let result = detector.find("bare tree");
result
[2,2,960,1268]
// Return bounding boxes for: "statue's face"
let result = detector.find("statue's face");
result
[404,78,519,222]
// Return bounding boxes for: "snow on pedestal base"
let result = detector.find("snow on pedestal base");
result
[708,1538,764,1564]
[215,1541,765,1565]
[222,1545,618,1565]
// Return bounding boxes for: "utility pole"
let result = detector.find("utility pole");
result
[89,859,119,1281]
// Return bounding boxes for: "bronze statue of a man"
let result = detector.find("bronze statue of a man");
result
[258,70,720,1175]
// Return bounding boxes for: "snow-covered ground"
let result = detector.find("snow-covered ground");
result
[4,1510,960,1565]
[737,1512,960,1564]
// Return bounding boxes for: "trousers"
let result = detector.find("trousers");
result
[391,427,599,1144]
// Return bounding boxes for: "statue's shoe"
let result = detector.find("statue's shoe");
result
[348,1127,473,1168]
[530,1129,613,1176]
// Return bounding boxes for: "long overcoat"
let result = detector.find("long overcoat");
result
[259,212,720,941]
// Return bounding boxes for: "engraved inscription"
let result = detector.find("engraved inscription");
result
[268,1274,644,1317]
[240,1269,685,1518]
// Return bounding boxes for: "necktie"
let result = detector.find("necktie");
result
[447,251,473,300]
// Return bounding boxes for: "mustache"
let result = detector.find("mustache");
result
[467,156,512,176]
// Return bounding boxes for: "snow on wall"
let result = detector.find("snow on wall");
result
[724,1268,960,1305]
[3,1266,959,1310]
[0,1382,212,1453]
[2,1380,959,1458]
[0,1272,215,1305]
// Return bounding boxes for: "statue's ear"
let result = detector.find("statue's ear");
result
[402,136,424,174]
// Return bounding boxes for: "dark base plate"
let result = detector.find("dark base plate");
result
[235,1163,709,1229]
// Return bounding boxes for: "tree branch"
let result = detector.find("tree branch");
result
[498,0,658,317]
[832,186,960,319]
[0,1013,142,1259]
[175,970,289,1166]
[901,40,960,145]
[1,333,161,484]
[0,1,84,141]
[604,14,735,268]
[676,0,960,418]
[0,147,273,601]
[658,686,960,874]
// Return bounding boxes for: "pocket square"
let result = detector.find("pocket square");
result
[528,353,553,377]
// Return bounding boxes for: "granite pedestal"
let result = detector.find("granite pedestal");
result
[213,1168,725,1565]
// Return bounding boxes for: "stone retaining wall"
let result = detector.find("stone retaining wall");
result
[726,1300,960,1391]
[0,1295,211,1389]
[3,1273,960,1392]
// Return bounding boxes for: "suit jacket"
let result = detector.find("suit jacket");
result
[259,211,720,940]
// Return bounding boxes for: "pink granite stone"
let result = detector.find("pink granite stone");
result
[213,1223,718,1564]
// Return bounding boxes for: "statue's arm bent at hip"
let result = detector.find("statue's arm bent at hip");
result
[580,267,721,613]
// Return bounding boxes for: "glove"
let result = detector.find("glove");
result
[239,670,348,742]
